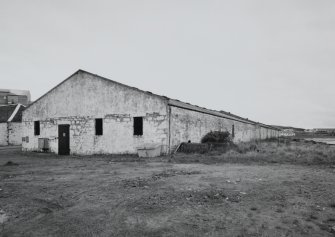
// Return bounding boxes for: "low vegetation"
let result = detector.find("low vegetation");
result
[1,140,335,236]
[201,131,232,144]
[174,138,335,166]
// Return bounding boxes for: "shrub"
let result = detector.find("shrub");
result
[201,131,232,144]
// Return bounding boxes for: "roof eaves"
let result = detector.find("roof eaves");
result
[168,99,256,125]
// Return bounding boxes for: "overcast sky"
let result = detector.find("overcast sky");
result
[1,0,334,128]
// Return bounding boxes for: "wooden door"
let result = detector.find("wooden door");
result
[58,125,70,155]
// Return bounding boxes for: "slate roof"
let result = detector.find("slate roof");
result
[11,105,25,122]
[0,105,16,122]
[0,104,25,123]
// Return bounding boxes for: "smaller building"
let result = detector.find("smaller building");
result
[0,104,25,146]
[279,129,296,137]
[0,89,31,106]
[311,128,335,136]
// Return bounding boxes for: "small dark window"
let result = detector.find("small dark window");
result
[134,117,143,136]
[34,121,40,136]
[95,118,103,135]
[232,125,235,138]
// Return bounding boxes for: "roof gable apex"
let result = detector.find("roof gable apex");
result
[25,69,82,111]
[77,70,168,101]
[25,69,168,112]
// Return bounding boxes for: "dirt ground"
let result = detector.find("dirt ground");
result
[1,147,335,237]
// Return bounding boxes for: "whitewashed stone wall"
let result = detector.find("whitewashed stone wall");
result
[234,122,258,143]
[0,122,22,146]
[23,114,168,155]
[22,71,169,155]
[0,123,7,146]
[169,106,278,150]
[170,106,253,148]
[8,122,22,145]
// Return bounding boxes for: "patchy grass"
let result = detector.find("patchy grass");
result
[1,146,335,236]
[173,139,335,166]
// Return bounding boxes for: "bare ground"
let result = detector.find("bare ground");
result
[0,145,335,237]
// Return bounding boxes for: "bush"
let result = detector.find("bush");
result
[201,131,232,144]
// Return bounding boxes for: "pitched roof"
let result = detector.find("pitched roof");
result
[168,99,255,125]
[26,69,279,130]
[0,105,17,122]
[10,105,25,122]
[0,104,25,123]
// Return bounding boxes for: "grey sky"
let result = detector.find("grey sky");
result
[1,0,334,129]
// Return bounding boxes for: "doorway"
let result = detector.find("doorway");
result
[58,125,70,155]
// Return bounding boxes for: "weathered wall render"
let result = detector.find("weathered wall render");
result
[22,71,169,155]
[169,106,278,150]
[22,70,279,156]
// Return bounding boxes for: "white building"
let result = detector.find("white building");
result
[0,89,31,106]
[0,104,25,146]
[279,129,296,137]
[22,70,279,155]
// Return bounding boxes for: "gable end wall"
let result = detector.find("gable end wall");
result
[22,71,169,155]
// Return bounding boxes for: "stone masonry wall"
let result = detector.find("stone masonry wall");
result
[8,122,22,145]
[0,122,22,146]
[22,71,169,155]
[170,106,252,148]
[0,123,7,146]
[169,106,278,150]
[22,113,167,155]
